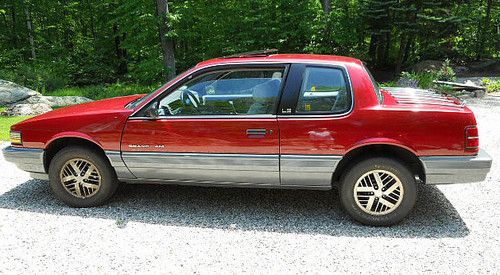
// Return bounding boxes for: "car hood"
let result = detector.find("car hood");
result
[22,94,145,122]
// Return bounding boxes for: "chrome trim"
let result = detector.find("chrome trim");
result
[130,61,352,118]
[2,146,45,174]
[121,152,279,185]
[129,114,277,120]
[246,129,267,135]
[280,154,342,187]
[130,62,291,117]
[420,149,492,184]
[120,178,331,190]
[278,63,355,119]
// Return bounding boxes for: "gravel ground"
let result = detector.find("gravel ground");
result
[1,97,499,274]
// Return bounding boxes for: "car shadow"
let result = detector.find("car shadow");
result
[0,180,469,238]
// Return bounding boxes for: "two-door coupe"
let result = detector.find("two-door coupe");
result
[3,52,492,225]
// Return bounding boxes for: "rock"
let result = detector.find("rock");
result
[5,103,53,116]
[396,77,419,88]
[473,89,486,98]
[468,60,498,72]
[17,95,92,107]
[452,66,469,75]
[0,79,41,105]
[409,60,445,73]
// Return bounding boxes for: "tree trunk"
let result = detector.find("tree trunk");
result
[476,0,493,60]
[368,33,378,65]
[320,0,332,16]
[395,34,407,76]
[23,1,36,60]
[10,0,18,48]
[402,34,414,64]
[113,23,128,75]
[156,0,176,81]
[87,0,97,42]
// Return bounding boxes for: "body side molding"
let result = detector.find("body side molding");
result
[280,154,342,188]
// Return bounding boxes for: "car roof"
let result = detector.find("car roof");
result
[195,54,363,68]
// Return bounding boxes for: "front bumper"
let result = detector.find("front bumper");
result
[2,146,48,180]
[420,149,492,184]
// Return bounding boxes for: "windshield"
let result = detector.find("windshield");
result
[126,91,156,109]
[125,75,182,109]
[364,65,383,103]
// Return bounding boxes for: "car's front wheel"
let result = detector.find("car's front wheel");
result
[48,146,118,207]
[339,158,417,226]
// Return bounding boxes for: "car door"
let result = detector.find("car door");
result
[277,64,354,188]
[121,64,288,186]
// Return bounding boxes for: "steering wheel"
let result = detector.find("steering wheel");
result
[180,89,201,111]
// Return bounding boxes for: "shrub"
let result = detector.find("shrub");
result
[435,59,456,81]
[482,78,500,93]
[47,83,159,100]
[0,62,68,93]
[398,60,457,89]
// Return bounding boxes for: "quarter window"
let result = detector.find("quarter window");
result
[296,67,351,114]
[154,68,284,116]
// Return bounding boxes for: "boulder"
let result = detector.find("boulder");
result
[17,95,93,107]
[4,103,53,116]
[473,89,486,98]
[0,79,41,105]
[396,77,419,88]
[468,60,499,72]
[409,60,445,73]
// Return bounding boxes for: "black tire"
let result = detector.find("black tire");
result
[339,158,417,226]
[48,146,118,207]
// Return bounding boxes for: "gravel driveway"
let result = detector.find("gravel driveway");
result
[1,97,499,274]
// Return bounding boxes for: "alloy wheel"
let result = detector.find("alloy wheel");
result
[353,169,404,215]
[59,158,101,198]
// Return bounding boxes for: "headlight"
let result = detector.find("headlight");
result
[10,131,22,145]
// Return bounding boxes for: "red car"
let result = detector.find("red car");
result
[3,52,492,226]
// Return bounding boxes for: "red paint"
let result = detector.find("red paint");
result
[10,54,479,157]
[121,119,278,154]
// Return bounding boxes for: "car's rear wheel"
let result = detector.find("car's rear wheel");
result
[339,158,417,226]
[48,146,118,207]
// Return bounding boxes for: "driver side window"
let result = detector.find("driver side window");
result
[154,67,285,117]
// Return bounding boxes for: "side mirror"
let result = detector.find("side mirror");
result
[144,105,159,119]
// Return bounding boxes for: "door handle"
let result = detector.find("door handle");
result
[246,129,267,136]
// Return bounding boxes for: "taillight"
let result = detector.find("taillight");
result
[465,126,479,150]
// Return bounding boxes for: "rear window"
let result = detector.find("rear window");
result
[296,67,351,114]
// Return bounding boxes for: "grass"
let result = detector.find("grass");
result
[0,114,31,141]
[46,83,157,100]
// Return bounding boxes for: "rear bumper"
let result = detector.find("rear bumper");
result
[2,145,46,176]
[420,149,492,184]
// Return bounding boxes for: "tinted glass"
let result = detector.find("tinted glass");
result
[155,68,284,116]
[296,67,351,114]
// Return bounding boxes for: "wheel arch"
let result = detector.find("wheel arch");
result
[332,143,425,186]
[43,134,106,173]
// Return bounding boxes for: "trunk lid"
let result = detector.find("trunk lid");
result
[382,87,465,108]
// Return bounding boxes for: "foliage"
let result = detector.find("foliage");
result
[399,60,457,89]
[380,81,398,87]
[0,0,498,91]
[434,59,456,82]
[399,71,435,89]
[47,83,159,100]
[482,78,500,93]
